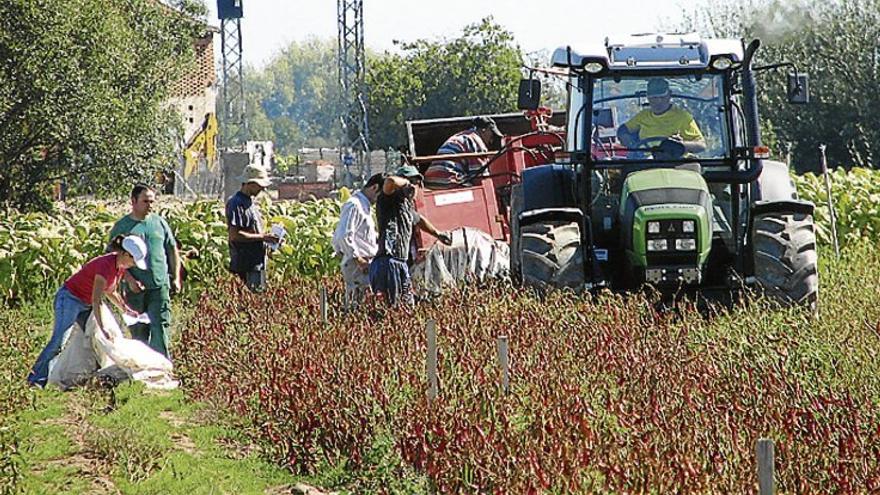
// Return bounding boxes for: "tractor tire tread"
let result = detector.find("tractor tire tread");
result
[752,212,819,308]
[520,220,584,290]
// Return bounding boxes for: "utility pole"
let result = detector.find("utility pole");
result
[337,0,371,186]
[218,0,247,149]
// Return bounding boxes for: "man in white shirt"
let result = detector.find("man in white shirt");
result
[332,173,385,307]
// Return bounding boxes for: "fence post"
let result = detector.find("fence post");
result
[756,438,775,495]
[320,286,328,325]
[497,335,509,394]
[426,319,438,401]
[818,144,841,258]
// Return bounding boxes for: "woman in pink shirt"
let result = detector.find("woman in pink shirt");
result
[27,235,148,387]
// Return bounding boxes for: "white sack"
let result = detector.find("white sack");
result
[47,305,178,390]
[47,323,99,390]
[88,304,179,390]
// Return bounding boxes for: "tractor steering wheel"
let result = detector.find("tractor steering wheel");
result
[630,137,687,160]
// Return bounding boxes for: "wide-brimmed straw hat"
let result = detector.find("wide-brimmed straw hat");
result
[238,164,272,187]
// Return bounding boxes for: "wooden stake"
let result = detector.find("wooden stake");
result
[497,335,509,394]
[426,320,438,401]
[756,438,775,495]
[320,286,327,325]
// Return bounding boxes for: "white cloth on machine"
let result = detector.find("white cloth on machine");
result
[412,227,509,294]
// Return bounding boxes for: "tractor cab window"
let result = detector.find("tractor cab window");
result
[589,74,730,162]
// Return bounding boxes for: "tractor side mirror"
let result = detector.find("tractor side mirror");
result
[787,73,809,104]
[517,79,541,110]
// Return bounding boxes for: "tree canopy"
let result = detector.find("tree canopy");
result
[679,0,880,171]
[366,18,522,149]
[244,18,524,154]
[243,38,344,155]
[0,0,206,211]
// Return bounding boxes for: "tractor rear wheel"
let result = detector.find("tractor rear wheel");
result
[751,212,819,308]
[519,220,584,290]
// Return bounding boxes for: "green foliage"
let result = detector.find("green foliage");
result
[0,305,45,494]
[273,154,299,175]
[367,17,522,149]
[0,203,120,303]
[794,167,880,245]
[0,0,207,211]
[0,197,341,305]
[244,18,524,153]
[678,0,880,170]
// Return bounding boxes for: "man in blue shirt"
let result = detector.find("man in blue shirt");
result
[225,164,280,292]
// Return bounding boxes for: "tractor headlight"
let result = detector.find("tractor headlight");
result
[675,238,697,251]
[647,239,668,251]
[584,62,605,74]
[682,220,695,233]
[711,56,733,70]
[647,221,660,234]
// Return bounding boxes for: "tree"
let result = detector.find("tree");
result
[0,0,206,211]
[523,48,568,111]
[242,38,344,156]
[677,0,880,171]
[366,17,523,149]
[241,19,526,155]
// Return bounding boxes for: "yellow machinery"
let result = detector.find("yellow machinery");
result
[184,113,218,178]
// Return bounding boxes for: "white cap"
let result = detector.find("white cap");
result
[122,236,148,270]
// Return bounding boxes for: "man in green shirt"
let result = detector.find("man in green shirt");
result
[109,184,181,358]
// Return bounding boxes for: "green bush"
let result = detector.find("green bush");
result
[794,167,880,246]
[0,197,341,305]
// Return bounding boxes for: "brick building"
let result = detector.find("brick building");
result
[167,21,220,196]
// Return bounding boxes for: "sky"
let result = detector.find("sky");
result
[205,0,698,69]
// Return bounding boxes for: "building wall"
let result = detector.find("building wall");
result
[166,31,221,196]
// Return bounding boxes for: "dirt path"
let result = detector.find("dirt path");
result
[158,411,199,455]
[33,395,120,495]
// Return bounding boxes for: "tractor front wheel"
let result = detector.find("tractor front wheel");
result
[751,212,819,308]
[519,220,584,290]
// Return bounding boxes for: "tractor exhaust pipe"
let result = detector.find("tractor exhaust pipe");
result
[741,39,762,147]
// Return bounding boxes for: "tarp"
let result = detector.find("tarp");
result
[412,227,510,294]
[47,304,178,390]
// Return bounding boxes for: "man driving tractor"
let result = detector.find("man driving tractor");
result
[616,78,706,159]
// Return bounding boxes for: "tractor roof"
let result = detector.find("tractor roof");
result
[551,33,743,71]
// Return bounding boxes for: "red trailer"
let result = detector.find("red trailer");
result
[405,110,567,255]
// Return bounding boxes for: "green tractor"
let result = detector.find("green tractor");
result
[512,33,819,306]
